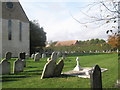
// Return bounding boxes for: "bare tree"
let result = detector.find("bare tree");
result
[71,0,119,33]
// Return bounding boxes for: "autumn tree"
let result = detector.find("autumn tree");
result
[108,33,120,49]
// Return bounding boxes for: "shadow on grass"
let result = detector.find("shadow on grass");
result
[25,66,38,68]
[0,75,31,82]
[1,79,17,82]
[51,74,75,79]
[67,53,106,57]
[1,75,31,79]
[0,70,43,82]
[24,70,43,72]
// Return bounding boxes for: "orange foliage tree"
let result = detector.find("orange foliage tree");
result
[107,34,120,49]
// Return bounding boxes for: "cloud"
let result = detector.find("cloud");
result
[20,1,115,42]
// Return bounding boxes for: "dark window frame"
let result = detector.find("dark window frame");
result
[8,20,12,40]
[19,22,22,41]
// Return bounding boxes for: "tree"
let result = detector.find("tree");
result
[30,21,46,54]
[107,33,120,49]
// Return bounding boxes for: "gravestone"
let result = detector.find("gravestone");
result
[31,54,35,59]
[47,58,51,62]
[57,52,61,57]
[26,53,29,59]
[90,65,102,89]
[51,52,57,63]
[22,59,26,67]
[42,53,46,58]
[41,60,56,79]
[5,52,12,60]
[34,53,40,61]
[19,52,26,59]
[13,59,24,73]
[73,57,81,71]
[53,59,64,76]
[62,54,66,59]
[0,59,10,75]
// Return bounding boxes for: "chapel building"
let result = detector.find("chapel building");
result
[0,0,30,57]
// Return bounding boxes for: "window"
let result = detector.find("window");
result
[6,2,13,9]
[19,22,22,41]
[8,20,12,40]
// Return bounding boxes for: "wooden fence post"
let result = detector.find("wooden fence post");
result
[90,65,102,90]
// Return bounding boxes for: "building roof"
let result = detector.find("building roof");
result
[2,1,29,23]
[55,40,79,46]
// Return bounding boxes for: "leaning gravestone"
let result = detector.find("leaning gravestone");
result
[0,59,10,75]
[41,60,56,79]
[51,52,57,63]
[53,59,64,76]
[19,52,26,59]
[13,59,24,73]
[42,53,46,58]
[90,65,102,89]
[5,52,12,60]
[34,53,40,61]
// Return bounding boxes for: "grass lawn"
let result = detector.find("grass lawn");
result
[1,53,118,88]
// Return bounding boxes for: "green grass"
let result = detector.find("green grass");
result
[1,53,118,88]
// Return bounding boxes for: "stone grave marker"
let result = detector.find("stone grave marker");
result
[26,53,29,59]
[22,59,26,67]
[0,59,10,75]
[19,52,26,59]
[47,58,51,62]
[51,52,57,63]
[34,53,40,61]
[57,52,61,57]
[5,52,12,60]
[53,59,64,76]
[42,53,46,58]
[73,57,81,71]
[41,60,56,79]
[31,54,35,59]
[90,65,102,89]
[13,59,24,73]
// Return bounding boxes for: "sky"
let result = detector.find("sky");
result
[19,0,116,42]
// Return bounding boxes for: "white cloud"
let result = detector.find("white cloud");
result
[20,1,116,42]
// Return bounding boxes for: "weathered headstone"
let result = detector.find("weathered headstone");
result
[19,52,26,59]
[31,54,35,59]
[13,59,24,73]
[51,52,57,63]
[26,53,29,59]
[42,53,46,58]
[53,59,64,76]
[90,65,102,89]
[41,60,56,79]
[57,52,61,57]
[47,58,51,62]
[34,53,40,61]
[62,54,66,59]
[5,52,12,60]
[22,59,26,67]
[0,59,11,75]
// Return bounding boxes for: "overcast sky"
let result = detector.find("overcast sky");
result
[19,0,116,41]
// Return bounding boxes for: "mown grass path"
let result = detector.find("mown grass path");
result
[1,53,118,88]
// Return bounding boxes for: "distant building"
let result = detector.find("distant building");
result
[55,40,79,47]
[0,0,29,57]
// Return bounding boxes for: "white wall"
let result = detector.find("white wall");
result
[0,2,2,58]
[2,19,29,57]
